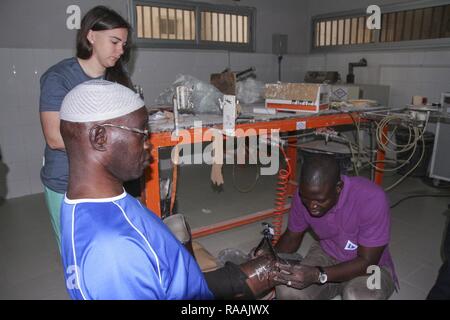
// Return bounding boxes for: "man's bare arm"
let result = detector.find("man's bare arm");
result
[274,229,305,254]
[324,244,386,282]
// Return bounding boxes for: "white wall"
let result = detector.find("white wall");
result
[0,0,309,54]
[0,46,306,199]
[0,0,127,49]
[131,48,306,104]
[1,0,449,199]
[0,48,71,198]
[191,0,309,53]
[302,0,450,108]
[304,49,450,108]
[0,0,308,199]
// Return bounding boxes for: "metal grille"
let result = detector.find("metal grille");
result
[200,11,248,43]
[379,4,450,42]
[136,5,196,40]
[133,1,254,51]
[314,3,450,48]
[315,15,377,47]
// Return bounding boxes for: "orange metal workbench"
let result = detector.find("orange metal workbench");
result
[143,108,385,238]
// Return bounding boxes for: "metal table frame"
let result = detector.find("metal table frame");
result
[143,108,386,238]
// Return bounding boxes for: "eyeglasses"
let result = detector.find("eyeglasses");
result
[101,123,149,140]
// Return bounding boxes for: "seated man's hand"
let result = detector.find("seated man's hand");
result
[273,262,319,290]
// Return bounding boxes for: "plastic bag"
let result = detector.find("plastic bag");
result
[155,74,224,115]
[236,78,265,104]
[217,248,251,266]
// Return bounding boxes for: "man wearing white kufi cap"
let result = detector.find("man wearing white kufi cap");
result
[59,80,213,300]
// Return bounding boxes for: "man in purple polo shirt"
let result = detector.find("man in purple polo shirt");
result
[273,154,397,300]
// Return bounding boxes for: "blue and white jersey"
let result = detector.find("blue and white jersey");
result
[60,191,213,300]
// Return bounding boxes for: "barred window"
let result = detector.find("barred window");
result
[132,1,255,51]
[200,11,248,44]
[135,5,195,40]
[315,15,376,47]
[314,3,450,49]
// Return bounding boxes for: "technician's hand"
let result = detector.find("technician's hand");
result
[273,262,319,290]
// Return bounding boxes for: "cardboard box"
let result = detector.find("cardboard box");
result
[330,85,360,102]
[264,83,330,113]
[192,241,220,272]
[210,70,236,95]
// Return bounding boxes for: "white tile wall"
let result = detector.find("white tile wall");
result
[304,49,450,108]
[1,45,448,199]
[0,47,302,199]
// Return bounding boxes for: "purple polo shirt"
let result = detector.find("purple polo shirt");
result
[288,175,398,286]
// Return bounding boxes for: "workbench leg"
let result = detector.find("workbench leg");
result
[287,136,298,195]
[144,147,161,217]
[374,125,387,186]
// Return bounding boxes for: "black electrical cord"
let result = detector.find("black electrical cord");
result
[232,162,260,193]
[390,194,450,209]
[231,142,261,193]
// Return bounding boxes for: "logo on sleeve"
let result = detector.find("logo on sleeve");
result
[344,240,358,251]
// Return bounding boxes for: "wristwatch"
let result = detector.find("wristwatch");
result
[316,266,328,284]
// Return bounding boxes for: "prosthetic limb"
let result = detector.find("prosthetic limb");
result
[204,249,282,300]
[164,216,287,299]
[239,253,281,299]
[206,223,289,300]
[240,253,301,299]
[239,223,289,298]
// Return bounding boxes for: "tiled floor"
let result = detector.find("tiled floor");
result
[0,163,448,299]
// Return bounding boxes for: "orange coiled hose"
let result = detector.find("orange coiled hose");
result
[169,144,179,216]
[272,145,292,245]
